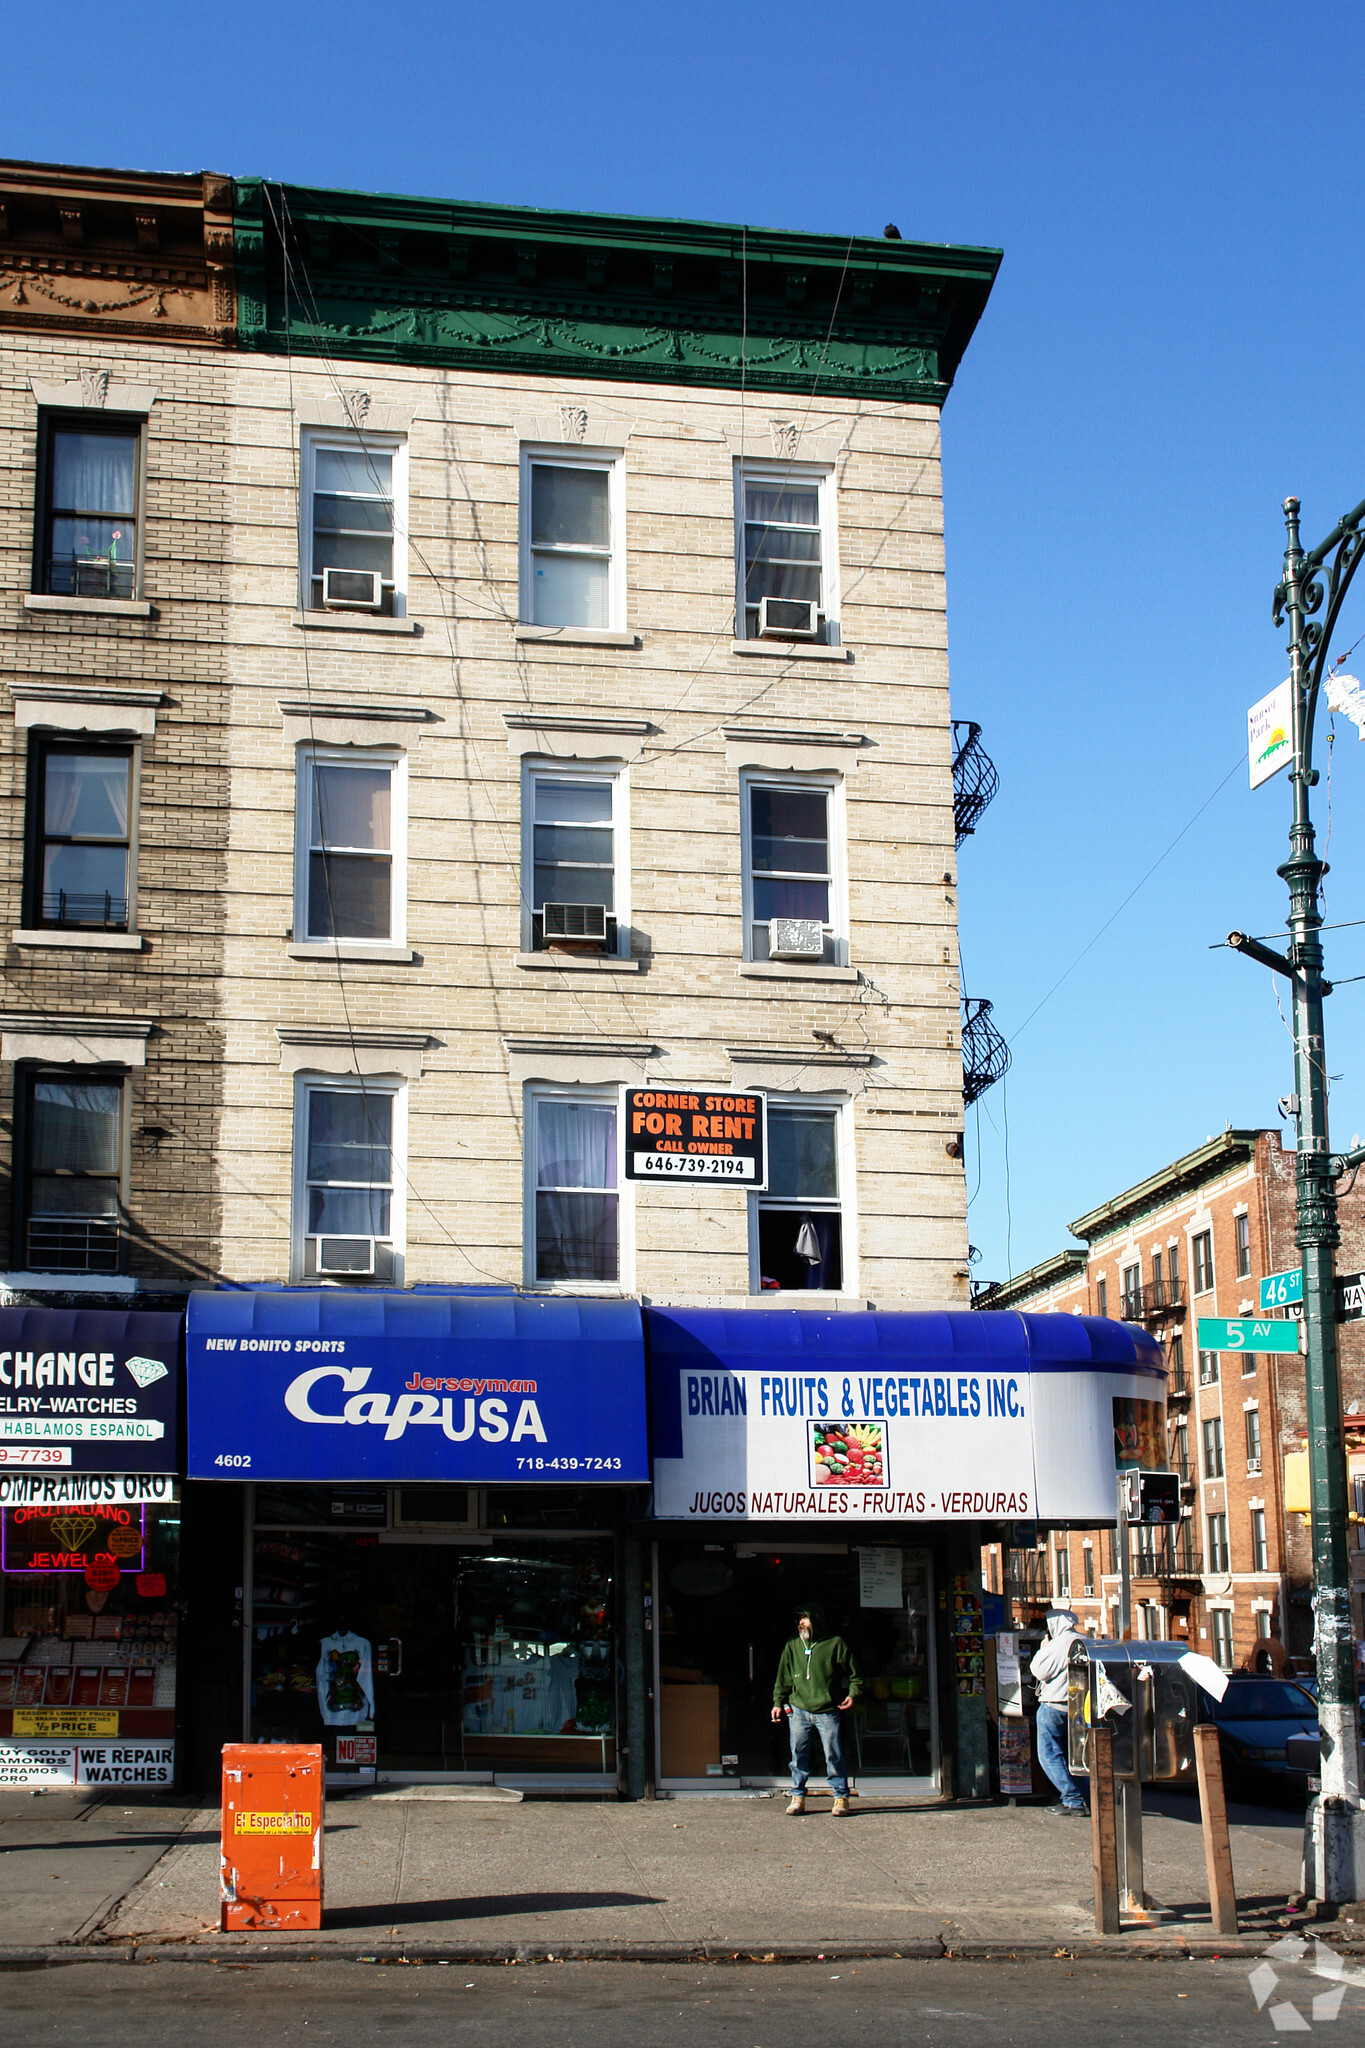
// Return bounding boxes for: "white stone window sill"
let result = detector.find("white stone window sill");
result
[12,928,145,951]
[287,942,416,963]
[738,960,859,982]
[514,625,642,649]
[515,951,643,973]
[293,612,422,637]
[23,595,155,619]
[730,637,850,662]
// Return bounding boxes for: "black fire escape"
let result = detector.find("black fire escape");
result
[953,722,1009,1106]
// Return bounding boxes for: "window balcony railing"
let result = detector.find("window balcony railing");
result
[1004,1549,1051,1600]
[1130,1530,1202,1580]
[1120,1279,1186,1322]
[41,891,128,930]
[26,1217,120,1274]
[46,555,135,600]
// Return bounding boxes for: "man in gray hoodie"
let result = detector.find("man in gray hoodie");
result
[1028,1608,1087,1814]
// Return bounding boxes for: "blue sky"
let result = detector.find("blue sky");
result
[11,3,1365,1282]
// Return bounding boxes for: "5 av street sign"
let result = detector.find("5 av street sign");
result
[1197,1316,1301,1355]
[1260,1266,1303,1312]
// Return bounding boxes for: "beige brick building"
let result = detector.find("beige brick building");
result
[981,1129,1365,1675]
[0,169,1001,1312]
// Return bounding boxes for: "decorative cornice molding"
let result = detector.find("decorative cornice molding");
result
[10,682,166,736]
[0,1013,154,1067]
[29,373,160,413]
[275,1024,434,1079]
[725,1043,875,1068]
[503,1035,656,1060]
[0,163,235,346]
[232,180,999,405]
[720,725,866,748]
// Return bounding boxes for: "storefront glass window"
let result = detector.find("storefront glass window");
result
[250,1490,616,1777]
[0,1495,179,1788]
[656,1541,935,1786]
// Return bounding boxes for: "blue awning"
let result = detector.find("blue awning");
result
[644,1307,1165,1525]
[187,1289,647,1483]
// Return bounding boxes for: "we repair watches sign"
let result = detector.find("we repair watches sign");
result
[625,1088,766,1185]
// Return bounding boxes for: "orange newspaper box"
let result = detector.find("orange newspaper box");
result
[220,1743,324,1932]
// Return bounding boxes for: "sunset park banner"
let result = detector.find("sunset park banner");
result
[645,1307,1166,1523]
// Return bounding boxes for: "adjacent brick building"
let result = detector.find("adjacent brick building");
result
[981,1129,1365,1674]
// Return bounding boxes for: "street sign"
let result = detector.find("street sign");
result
[1337,1272,1365,1323]
[1260,1267,1304,1311]
[1197,1316,1301,1355]
[1248,679,1294,789]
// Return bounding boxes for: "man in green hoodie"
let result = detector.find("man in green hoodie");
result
[771,1602,863,1816]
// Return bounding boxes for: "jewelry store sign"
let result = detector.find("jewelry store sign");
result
[625,1088,766,1184]
[0,1741,173,1787]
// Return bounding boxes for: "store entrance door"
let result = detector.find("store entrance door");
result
[654,1541,938,1793]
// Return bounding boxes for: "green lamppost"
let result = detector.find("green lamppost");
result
[1231,494,1365,1902]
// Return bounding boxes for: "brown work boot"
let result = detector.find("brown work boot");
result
[830,1795,850,1818]
[786,1794,805,1815]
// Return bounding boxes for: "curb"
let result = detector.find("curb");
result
[4,1933,1364,1968]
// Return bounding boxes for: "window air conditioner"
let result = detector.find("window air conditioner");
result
[757,595,820,639]
[768,917,825,960]
[321,567,384,611]
[316,1235,377,1276]
[542,902,608,943]
[1246,1458,1262,1477]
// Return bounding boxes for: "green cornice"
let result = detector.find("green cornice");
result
[232,180,1000,406]
[973,1248,1087,1310]
[1068,1130,1264,1247]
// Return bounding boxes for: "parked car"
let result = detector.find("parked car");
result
[1197,1676,1320,1798]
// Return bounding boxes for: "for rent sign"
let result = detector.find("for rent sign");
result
[625,1089,766,1185]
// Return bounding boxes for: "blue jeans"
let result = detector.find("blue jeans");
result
[1036,1702,1086,1809]
[788,1707,849,1797]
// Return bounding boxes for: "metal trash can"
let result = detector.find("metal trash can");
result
[220,1742,325,1931]
[1066,1639,1201,1783]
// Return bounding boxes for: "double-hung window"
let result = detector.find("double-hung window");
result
[527,1089,621,1286]
[736,466,837,642]
[1202,1416,1225,1480]
[1251,1507,1269,1571]
[27,738,135,931]
[1245,1406,1262,1469]
[520,450,622,629]
[1235,1211,1251,1278]
[294,1080,403,1283]
[521,764,626,955]
[1192,1229,1214,1294]
[1207,1514,1230,1573]
[295,749,405,948]
[18,1071,124,1273]
[741,774,843,963]
[301,433,406,615]
[36,415,141,599]
[1121,1261,1141,1319]
[754,1102,845,1293]
[1211,1606,1234,1668]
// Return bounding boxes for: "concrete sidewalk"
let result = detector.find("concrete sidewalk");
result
[0,1781,1336,1961]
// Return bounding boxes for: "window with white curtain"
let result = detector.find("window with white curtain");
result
[28,738,135,931]
[293,1079,404,1283]
[526,1089,622,1286]
[519,450,623,629]
[301,431,407,615]
[37,416,141,599]
[294,748,405,948]
[735,465,837,641]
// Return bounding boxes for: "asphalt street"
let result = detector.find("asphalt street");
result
[2,1953,1363,2047]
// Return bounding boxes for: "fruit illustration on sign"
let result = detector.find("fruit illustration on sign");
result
[810,1420,887,1488]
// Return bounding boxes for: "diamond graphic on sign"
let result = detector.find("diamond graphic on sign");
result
[125,1356,168,1389]
[50,1517,97,1555]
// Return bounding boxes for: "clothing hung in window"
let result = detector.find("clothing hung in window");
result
[461,1643,580,1735]
[315,1630,375,1725]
